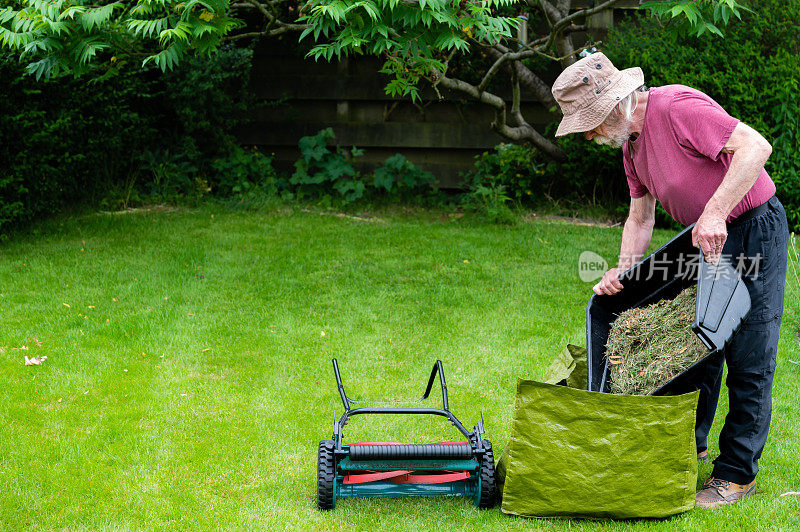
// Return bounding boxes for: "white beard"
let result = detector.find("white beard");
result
[592,120,633,149]
[593,132,630,149]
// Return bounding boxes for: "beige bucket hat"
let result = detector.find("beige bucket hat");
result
[551,52,644,137]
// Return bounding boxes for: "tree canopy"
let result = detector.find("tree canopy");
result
[0,0,747,158]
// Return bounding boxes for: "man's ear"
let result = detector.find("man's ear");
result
[603,106,622,127]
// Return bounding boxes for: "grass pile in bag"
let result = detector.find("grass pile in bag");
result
[606,285,710,395]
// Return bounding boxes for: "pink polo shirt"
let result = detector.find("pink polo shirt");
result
[622,84,775,226]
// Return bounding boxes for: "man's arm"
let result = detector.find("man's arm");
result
[693,122,773,263]
[594,192,656,295]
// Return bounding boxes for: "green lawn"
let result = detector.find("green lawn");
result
[1,205,798,530]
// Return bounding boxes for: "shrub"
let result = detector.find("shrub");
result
[461,138,630,216]
[769,78,800,230]
[542,132,629,209]
[373,153,436,200]
[212,145,278,197]
[0,53,159,232]
[290,127,366,202]
[462,143,547,204]
[161,46,257,171]
[463,181,515,224]
[0,45,267,235]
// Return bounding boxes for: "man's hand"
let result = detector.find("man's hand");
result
[593,267,624,295]
[693,209,727,264]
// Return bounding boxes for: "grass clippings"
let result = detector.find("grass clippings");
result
[606,285,710,396]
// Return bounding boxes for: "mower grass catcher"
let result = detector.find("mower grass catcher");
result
[316,359,496,510]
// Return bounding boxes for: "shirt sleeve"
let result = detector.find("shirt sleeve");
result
[668,92,740,161]
[623,143,648,198]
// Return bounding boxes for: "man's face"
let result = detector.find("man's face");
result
[583,117,631,149]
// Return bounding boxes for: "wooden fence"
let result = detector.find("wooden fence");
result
[236,1,641,187]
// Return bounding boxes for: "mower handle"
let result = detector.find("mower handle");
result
[329,359,484,452]
[331,358,450,412]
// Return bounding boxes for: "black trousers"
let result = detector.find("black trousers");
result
[694,196,790,485]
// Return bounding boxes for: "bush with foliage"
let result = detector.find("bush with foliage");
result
[289,128,439,204]
[461,138,631,219]
[0,45,276,234]
[290,127,367,202]
[212,145,278,198]
[373,154,436,200]
[0,52,159,229]
[463,181,515,224]
[462,143,547,204]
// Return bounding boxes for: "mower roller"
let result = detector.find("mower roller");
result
[316,359,496,510]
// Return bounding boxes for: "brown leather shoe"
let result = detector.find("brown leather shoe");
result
[695,476,757,509]
[697,451,710,463]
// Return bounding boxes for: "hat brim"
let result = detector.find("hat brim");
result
[554,67,644,137]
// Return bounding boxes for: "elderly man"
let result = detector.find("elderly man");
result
[551,52,789,509]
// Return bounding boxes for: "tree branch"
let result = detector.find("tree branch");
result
[431,68,567,160]
[226,0,308,41]
[244,0,272,18]
[552,0,624,35]
[536,0,622,66]
[477,50,513,93]
[536,0,561,23]
[225,23,306,41]
[510,61,521,119]
[555,0,571,17]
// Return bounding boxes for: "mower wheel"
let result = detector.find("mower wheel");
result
[317,440,336,510]
[477,439,496,509]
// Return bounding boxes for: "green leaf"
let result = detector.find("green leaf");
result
[320,156,355,180]
[73,38,108,65]
[24,55,59,80]
[373,167,393,191]
[299,25,314,41]
[159,21,192,45]
[80,3,120,31]
[141,42,185,71]
[682,4,699,26]
[705,22,723,37]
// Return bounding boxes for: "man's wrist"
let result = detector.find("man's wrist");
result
[703,195,731,220]
[617,253,639,271]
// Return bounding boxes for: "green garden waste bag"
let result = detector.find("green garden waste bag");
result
[543,344,587,389]
[496,347,699,519]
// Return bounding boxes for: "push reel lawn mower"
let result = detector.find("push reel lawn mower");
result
[316,359,496,510]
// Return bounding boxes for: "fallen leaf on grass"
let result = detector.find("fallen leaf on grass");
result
[63,303,70,308]
[780,492,800,497]
[24,356,48,366]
